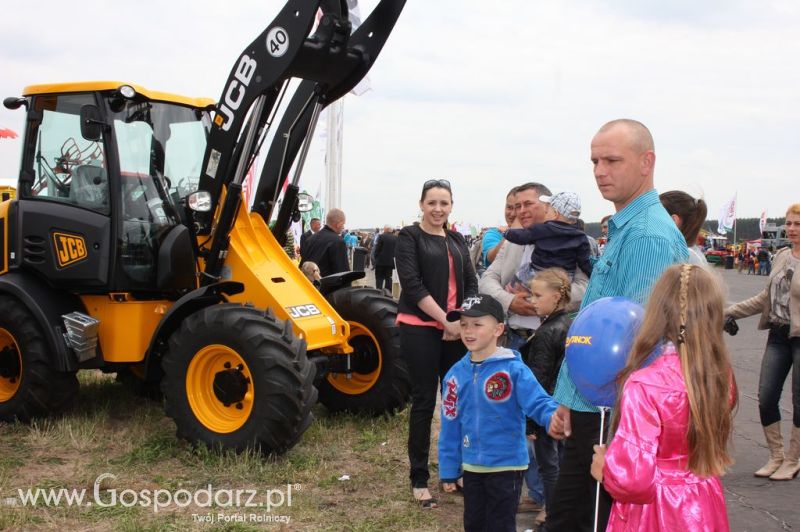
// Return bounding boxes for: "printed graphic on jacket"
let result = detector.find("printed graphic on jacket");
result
[443,376,459,419]
[484,371,512,402]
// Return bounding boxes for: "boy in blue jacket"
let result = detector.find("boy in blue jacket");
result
[438,294,563,532]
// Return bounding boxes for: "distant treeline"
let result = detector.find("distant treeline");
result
[584,217,786,242]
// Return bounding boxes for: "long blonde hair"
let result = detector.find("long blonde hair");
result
[611,264,738,477]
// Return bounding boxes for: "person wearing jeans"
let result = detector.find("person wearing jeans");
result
[532,425,562,516]
[726,203,800,481]
[522,437,545,511]
[759,324,800,430]
[524,267,573,528]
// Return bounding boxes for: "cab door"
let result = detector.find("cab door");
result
[13,92,112,289]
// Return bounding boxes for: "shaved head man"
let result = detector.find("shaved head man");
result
[548,119,688,532]
[591,119,656,212]
[326,208,346,234]
[300,208,350,277]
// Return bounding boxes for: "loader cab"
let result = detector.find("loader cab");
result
[11,82,213,295]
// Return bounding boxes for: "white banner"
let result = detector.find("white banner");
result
[717,193,737,234]
[759,210,767,234]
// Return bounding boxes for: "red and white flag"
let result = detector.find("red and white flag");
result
[0,126,18,139]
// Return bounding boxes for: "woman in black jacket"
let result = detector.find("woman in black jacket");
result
[524,267,572,524]
[395,179,478,507]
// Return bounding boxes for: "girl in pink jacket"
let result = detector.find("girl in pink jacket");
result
[591,264,738,531]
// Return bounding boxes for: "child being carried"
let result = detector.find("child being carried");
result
[504,191,593,293]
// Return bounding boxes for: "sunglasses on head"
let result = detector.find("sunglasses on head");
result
[422,179,451,191]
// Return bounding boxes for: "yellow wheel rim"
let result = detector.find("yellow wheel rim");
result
[326,321,382,395]
[0,327,22,402]
[186,344,253,433]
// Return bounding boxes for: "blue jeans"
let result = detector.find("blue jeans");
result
[759,324,800,427]
[525,438,545,503]
[504,328,531,352]
[463,470,524,532]
[533,426,563,512]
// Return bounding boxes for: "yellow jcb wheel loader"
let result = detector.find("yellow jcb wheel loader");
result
[0,0,409,453]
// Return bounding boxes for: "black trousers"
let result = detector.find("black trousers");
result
[546,410,612,532]
[463,470,524,532]
[400,324,465,488]
[374,265,393,291]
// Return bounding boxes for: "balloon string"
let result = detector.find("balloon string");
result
[594,406,609,532]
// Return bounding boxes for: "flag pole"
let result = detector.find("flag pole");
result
[733,192,737,249]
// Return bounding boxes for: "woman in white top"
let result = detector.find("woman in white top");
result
[659,190,709,267]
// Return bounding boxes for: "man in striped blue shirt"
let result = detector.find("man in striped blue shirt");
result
[546,119,688,532]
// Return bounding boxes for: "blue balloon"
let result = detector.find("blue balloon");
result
[565,297,645,408]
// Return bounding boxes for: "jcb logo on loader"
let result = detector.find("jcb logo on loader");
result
[214,54,257,131]
[52,232,88,268]
[286,304,322,319]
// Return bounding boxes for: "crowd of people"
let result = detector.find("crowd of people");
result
[293,118,800,532]
[297,210,401,290]
[738,246,776,276]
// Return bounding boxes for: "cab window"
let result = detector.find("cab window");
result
[27,93,108,214]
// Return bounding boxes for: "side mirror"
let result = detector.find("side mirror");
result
[3,97,27,110]
[297,192,313,213]
[79,105,103,141]
[187,190,212,212]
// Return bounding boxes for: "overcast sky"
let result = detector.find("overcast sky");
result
[1,0,798,228]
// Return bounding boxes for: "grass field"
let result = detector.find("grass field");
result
[0,371,466,531]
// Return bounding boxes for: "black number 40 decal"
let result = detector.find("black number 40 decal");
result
[267,27,289,57]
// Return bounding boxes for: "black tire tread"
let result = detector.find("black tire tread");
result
[0,295,78,422]
[161,304,316,453]
[318,287,410,415]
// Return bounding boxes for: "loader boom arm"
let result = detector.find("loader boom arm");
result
[197,0,405,281]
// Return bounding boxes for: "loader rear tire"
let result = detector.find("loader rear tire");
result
[319,287,410,415]
[161,304,316,453]
[0,295,78,422]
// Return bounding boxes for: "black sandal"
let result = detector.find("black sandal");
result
[412,488,439,509]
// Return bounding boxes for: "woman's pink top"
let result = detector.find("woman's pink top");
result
[603,344,730,531]
[396,250,457,329]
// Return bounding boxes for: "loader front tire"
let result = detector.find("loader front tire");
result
[0,295,78,422]
[161,304,316,453]
[319,287,410,415]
